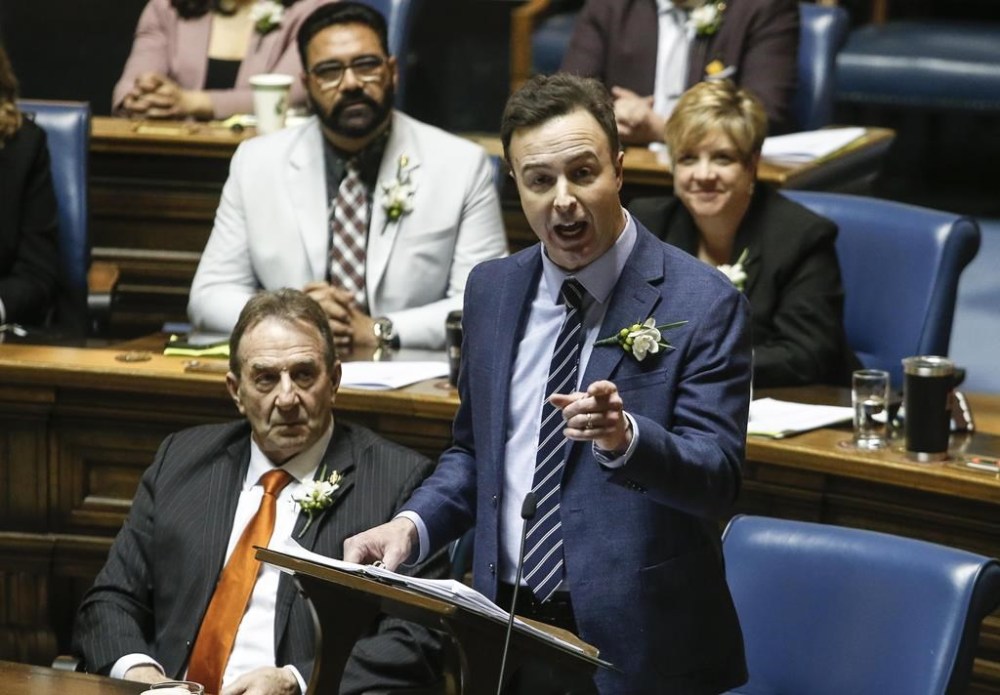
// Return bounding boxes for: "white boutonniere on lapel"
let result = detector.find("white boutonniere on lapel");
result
[716,248,749,291]
[380,154,417,229]
[689,1,726,37]
[292,467,346,538]
[595,317,688,362]
[251,0,284,35]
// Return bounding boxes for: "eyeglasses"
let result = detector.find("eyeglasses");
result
[309,56,386,90]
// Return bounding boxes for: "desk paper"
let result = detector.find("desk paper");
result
[761,127,867,164]
[748,397,853,438]
[340,361,448,390]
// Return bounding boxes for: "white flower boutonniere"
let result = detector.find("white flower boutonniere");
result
[716,248,749,291]
[381,154,417,224]
[689,1,726,37]
[595,317,688,362]
[251,0,284,35]
[292,467,344,538]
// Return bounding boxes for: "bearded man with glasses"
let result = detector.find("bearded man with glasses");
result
[189,1,507,351]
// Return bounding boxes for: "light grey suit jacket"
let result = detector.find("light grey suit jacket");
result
[188,112,508,349]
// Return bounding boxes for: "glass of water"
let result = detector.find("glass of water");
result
[852,369,891,449]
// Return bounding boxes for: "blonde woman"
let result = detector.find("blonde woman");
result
[0,43,58,327]
[113,0,332,120]
[630,80,858,387]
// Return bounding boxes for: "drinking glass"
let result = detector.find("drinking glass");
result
[852,369,890,449]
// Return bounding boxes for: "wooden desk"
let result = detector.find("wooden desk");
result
[89,118,894,337]
[0,660,146,694]
[4,343,996,688]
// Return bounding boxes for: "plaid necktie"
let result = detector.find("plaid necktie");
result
[187,468,293,694]
[523,278,586,603]
[328,159,369,310]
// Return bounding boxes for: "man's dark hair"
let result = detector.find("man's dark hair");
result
[500,73,620,163]
[229,289,337,378]
[297,1,390,69]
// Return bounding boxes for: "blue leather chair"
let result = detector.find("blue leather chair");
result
[836,3,1000,113]
[17,99,91,335]
[511,2,846,131]
[722,515,1000,695]
[356,0,419,106]
[783,191,980,387]
[795,2,849,131]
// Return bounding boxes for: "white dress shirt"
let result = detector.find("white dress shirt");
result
[111,424,333,693]
[652,0,693,121]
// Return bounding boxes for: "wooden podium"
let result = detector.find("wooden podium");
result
[257,548,610,694]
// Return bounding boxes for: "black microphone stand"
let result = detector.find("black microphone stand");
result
[495,491,537,695]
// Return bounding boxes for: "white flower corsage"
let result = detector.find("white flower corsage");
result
[716,248,749,291]
[251,0,284,35]
[381,154,417,224]
[595,317,687,362]
[292,467,344,538]
[689,1,725,37]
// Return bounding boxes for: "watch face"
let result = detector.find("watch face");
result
[374,318,395,342]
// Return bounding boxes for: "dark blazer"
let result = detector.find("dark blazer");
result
[630,186,860,388]
[403,226,751,693]
[73,420,446,694]
[0,118,59,325]
[561,0,800,134]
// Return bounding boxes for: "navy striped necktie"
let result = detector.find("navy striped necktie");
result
[523,278,586,603]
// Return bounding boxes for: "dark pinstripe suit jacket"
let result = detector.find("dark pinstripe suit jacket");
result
[72,419,446,694]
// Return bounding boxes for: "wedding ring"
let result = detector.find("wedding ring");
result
[586,413,592,430]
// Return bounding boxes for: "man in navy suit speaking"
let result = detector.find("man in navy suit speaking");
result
[346,74,752,694]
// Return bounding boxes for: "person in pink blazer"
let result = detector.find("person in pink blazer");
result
[113,0,334,120]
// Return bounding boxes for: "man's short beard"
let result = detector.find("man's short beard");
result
[310,83,394,140]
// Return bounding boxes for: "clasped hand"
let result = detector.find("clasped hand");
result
[302,281,377,348]
[122,72,212,120]
[611,86,666,146]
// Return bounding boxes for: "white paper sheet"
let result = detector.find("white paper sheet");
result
[761,127,867,164]
[340,361,448,390]
[748,397,853,438]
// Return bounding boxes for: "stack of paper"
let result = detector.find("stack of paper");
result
[748,397,852,438]
[761,127,866,164]
[273,539,593,656]
[340,361,448,390]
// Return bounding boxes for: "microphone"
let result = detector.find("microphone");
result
[496,492,537,695]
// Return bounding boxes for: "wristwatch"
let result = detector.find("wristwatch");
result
[372,317,398,349]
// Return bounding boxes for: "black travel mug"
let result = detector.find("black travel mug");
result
[902,356,955,462]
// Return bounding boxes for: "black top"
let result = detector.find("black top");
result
[204,58,240,90]
[630,186,861,388]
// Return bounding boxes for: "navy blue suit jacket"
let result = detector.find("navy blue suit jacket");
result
[403,225,750,693]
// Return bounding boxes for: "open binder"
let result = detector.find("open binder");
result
[258,545,611,694]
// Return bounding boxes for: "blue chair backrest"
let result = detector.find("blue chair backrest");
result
[722,515,1000,695]
[782,191,979,387]
[355,0,418,106]
[795,2,850,130]
[17,99,90,332]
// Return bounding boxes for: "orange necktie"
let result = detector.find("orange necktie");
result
[187,468,293,694]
